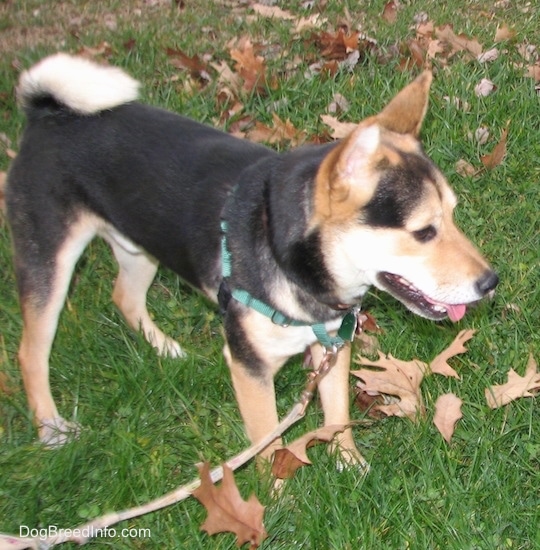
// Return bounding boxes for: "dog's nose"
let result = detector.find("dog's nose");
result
[475,270,499,296]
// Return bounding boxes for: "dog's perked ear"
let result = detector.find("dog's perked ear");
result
[376,71,433,137]
[312,71,433,223]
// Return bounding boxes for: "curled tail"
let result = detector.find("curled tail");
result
[17,53,140,116]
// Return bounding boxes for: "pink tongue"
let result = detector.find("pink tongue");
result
[446,304,467,322]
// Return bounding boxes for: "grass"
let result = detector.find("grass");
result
[0,0,539,548]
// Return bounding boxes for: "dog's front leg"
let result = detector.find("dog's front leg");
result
[223,343,282,464]
[313,343,369,471]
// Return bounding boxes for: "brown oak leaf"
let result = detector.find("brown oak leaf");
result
[230,38,267,94]
[320,114,357,139]
[245,113,307,147]
[430,329,476,379]
[494,23,516,43]
[435,25,483,58]
[352,352,428,419]
[485,354,540,408]
[193,463,267,548]
[271,425,346,479]
[166,47,211,83]
[433,393,463,443]
[312,29,360,60]
[381,0,398,24]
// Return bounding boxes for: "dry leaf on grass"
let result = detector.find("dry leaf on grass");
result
[320,114,357,139]
[494,23,516,42]
[166,47,211,84]
[352,352,428,419]
[381,0,398,24]
[435,25,483,58]
[353,331,479,429]
[481,125,509,169]
[478,48,499,63]
[455,159,478,177]
[230,38,268,94]
[272,425,346,479]
[245,113,307,147]
[251,3,295,20]
[485,354,540,408]
[430,329,476,379]
[526,64,540,82]
[433,393,463,442]
[193,463,267,548]
[474,78,496,97]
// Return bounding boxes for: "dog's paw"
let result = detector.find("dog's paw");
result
[146,329,186,359]
[157,337,186,359]
[39,417,81,448]
[335,449,370,475]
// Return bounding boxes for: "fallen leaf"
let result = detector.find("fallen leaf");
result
[517,43,538,63]
[474,78,496,97]
[455,159,477,177]
[352,352,427,419]
[481,125,509,169]
[327,93,350,114]
[294,14,325,33]
[485,354,540,408]
[320,114,356,139]
[245,113,307,147]
[354,389,398,418]
[526,64,540,82]
[494,23,516,42]
[272,425,346,479]
[212,60,243,98]
[381,0,398,24]
[193,463,267,548]
[477,48,499,63]
[426,38,445,59]
[435,25,483,58]
[311,29,360,60]
[430,329,476,379]
[76,41,113,60]
[407,39,426,69]
[166,47,211,83]
[230,38,268,94]
[474,126,490,145]
[433,393,463,443]
[271,448,306,480]
[251,3,295,20]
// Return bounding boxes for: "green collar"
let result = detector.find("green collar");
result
[220,220,358,350]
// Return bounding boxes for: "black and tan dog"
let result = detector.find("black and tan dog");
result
[5,54,497,466]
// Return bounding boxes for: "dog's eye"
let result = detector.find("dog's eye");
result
[412,225,437,243]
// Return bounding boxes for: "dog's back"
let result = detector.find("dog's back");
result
[8,54,273,292]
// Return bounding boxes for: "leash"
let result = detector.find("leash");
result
[220,220,359,351]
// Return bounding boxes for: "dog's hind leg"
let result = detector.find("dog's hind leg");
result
[15,215,97,446]
[106,233,185,358]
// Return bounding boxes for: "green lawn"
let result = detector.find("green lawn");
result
[0,1,539,548]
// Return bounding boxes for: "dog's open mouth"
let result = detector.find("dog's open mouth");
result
[377,272,468,322]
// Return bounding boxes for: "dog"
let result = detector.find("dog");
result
[5,54,498,467]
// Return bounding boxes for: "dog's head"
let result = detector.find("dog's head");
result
[313,72,498,322]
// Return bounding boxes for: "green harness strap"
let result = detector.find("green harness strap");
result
[220,220,356,350]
